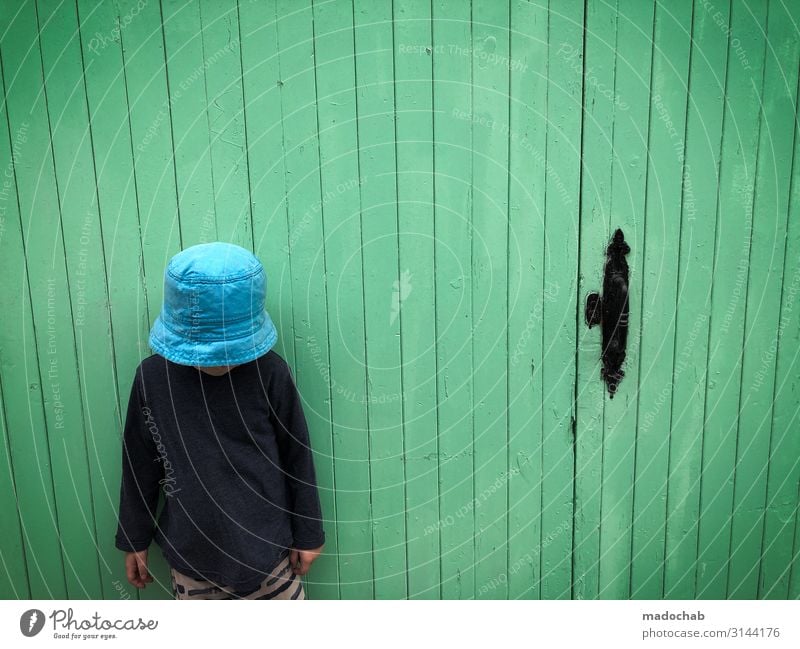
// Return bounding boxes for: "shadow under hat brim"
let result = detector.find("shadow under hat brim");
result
[148,309,279,367]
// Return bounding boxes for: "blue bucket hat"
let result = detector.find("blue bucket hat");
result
[148,242,278,367]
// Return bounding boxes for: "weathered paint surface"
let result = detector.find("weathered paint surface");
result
[0,0,798,600]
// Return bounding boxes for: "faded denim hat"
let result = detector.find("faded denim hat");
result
[148,242,278,367]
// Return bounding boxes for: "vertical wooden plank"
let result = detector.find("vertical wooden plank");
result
[240,2,294,364]
[432,0,477,600]
[274,0,339,599]
[0,56,40,597]
[728,0,799,599]
[574,0,617,601]
[695,0,768,598]
[393,0,440,599]
[630,0,693,599]
[118,0,182,312]
[540,0,582,600]
[75,0,151,382]
[354,0,407,599]
[0,381,28,597]
[506,0,547,601]
[39,0,138,599]
[161,0,218,247]
[664,0,729,599]
[0,0,103,599]
[469,0,510,601]
[199,0,251,248]
[599,0,652,599]
[118,0,183,598]
[311,0,373,599]
[760,3,800,597]
[76,0,152,600]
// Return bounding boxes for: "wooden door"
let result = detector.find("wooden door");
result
[1,0,799,602]
[573,0,800,600]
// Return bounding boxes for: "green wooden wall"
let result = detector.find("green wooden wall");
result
[1,0,798,600]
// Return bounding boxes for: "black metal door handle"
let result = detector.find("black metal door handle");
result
[585,228,630,398]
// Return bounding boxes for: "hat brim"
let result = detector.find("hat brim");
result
[148,309,278,367]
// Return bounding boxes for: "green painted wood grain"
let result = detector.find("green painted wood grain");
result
[540,0,582,600]
[630,0,693,599]
[772,75,800,599]
[0,0,102,599]
[0,53,45,599]
[470,0,510,601]
[0,381,28,597]
[76,0,154,601]
[574,0,618,600]
[312,0,373,599]
[161,0,218,247]
[117,0,182,329]
[393,0,440,599]
[273,0,340,600]
[239,0,294,369]
[727,0,799,599]
[431,1,477,595]
[37,0,133,600]
[354,0,408,599]
[759,0,800,599]
[431,0,479,600]
[599,0,652,599]
[663,0,729,599]
[695,0,768,599]
[506,0,547,601]
[198,0,252,249]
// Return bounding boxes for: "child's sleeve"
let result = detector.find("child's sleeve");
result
[114,369,162,553]
[270,360,326,550]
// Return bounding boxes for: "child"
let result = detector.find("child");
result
[114,242,325,600]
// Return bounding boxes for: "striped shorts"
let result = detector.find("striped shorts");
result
[169,553,305,600]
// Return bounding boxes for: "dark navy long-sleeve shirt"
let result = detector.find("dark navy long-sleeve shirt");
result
[114,350,325,590]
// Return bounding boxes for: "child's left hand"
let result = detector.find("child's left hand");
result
[289,545,324,576]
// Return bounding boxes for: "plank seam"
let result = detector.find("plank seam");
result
[309,0,341,600]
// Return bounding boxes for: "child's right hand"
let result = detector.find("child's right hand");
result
[125,550,153,588]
